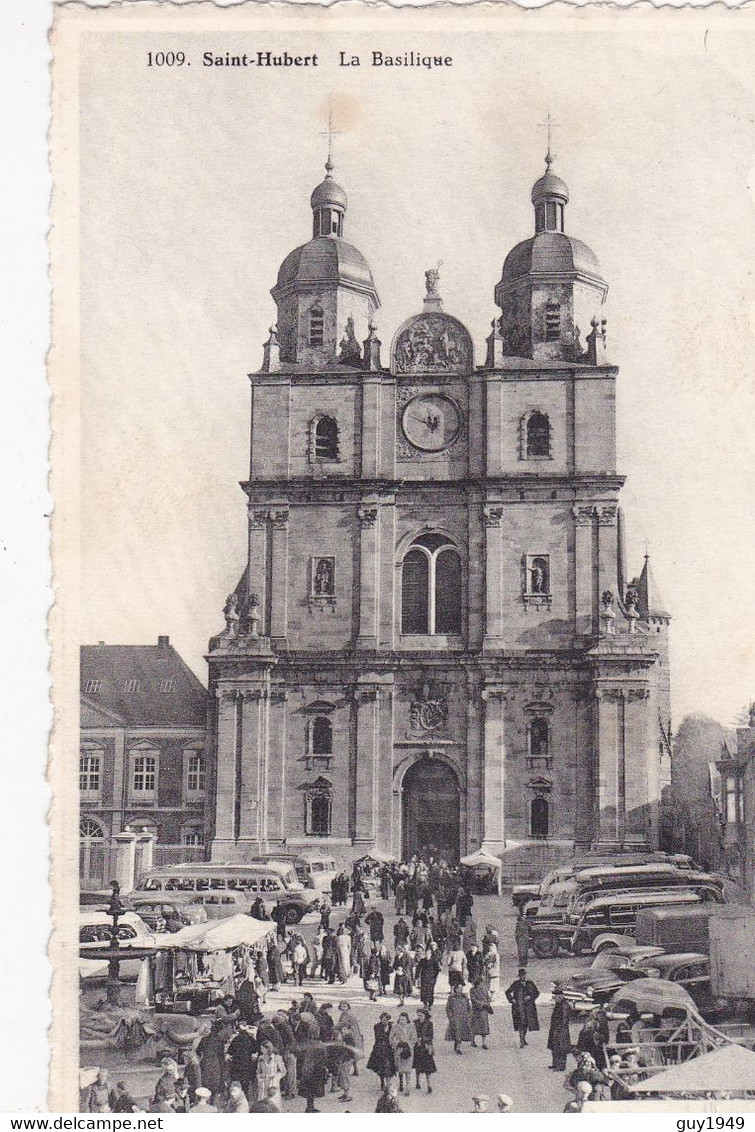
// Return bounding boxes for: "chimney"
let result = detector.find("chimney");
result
[98,640,105,646]
[157,635,170,654]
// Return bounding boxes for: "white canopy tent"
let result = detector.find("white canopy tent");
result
[150,913,276,952]
[459,850,503,894]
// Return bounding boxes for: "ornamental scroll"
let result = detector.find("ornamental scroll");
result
[393,314,472,375]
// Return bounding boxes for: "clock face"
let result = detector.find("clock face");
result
[401,393,461,453]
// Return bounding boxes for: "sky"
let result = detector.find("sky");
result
[73,7,755,728]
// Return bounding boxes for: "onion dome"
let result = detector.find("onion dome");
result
[310,159,348,212]
[274,238,377,300]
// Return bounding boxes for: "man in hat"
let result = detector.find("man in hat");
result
[514,909,531,967]
[505,968,540,1048]
[190,1087,218,1113]
[227,1020,260,1102]
[547,985,572,1070]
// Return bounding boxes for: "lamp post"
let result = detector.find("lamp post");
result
[105,879,126,1006]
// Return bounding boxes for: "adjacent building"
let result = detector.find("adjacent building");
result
[79,636,208,889]
[205,148,672,869]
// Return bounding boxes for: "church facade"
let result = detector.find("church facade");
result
[206,151,671,867]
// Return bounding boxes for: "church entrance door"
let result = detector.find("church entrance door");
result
[402,758,460,862]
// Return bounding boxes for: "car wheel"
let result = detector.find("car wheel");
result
[284,905,303,925]
[532,933,558,959]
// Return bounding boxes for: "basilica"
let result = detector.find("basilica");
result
[205,149,671,869]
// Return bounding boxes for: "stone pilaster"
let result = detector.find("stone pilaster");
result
[238,688,267,847]
[212,689,239,846]
[573,505,595,636]
[480,684,507,851]
[248,506,269,635]
[356,502,379,648]
[360,376,381,478]
[623,687,654,845]
[266,688,287,844]
[596,505,619,605]
[594,686,624,846]
[269,507,289,645]
[482,504,504,650]
[354,680,380,844]
[484,376,503,476]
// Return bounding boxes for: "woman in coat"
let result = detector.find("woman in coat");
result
[469,976,493,1049]
[393,949,410,1006]
[362,945,381,1002]
[335,924,351,984]
[547,987,572,1071]
[445,983,473,1054]
[412,1008,436,1093]
[505,968,540,1048]
[366,1013,398,1088]
[196,1024,227,1099]
[390,1012,415,1096]
[483,939,500,1001]
[267,939,285,990]
[416,947,441,1009]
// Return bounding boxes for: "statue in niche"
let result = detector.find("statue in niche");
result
[338,316,362,365]
[313,558,334,596]
[530,559,548,595]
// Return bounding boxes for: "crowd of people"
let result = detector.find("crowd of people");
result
[82,853,653,1114]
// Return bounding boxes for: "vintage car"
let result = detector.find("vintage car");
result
[129,893,208,932]
[648,952,725,1018]
[557,946,667,1008]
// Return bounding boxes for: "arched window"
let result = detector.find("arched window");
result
[528,718,550,767]
[530,796,549,838]
[401,533,462,636]
[314,416,339,460]
[526,412,551,458]
[79,817,104,839]
[309,305,324,347]
[312,716,333,756]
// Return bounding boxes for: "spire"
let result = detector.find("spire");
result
[637,553,671,620]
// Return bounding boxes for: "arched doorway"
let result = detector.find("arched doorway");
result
[79,817,105,889]
[402,758,460,862]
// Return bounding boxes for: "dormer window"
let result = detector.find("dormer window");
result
[309,305,324,346]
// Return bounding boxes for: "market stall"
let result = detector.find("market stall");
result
[150,914,277,1016]
[459,850,503,895]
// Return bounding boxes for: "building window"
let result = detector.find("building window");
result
[724,773,743,824]
[133,754,157,794]
[309,305,324,347]
[545,303,561,341]
[314,416,339,460]
[530,796,549,837]
[303,778,333,836]
[525,411,551,458]
[80,817,104,840]
[159,679,174,693]
[79,753,101,793]
[84,679,102,694]
[182,826,205,847]
[123,679,140,693]
[186,753,205,795]
[527,719,551,769]
[312,716,333,756]
[401,533,462,636]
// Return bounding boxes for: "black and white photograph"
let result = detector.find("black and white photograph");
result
[46,2,755,1115]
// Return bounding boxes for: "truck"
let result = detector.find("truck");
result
[634,903,727,955]
[709,906,755,1008]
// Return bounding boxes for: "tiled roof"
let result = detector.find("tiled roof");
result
[80,638,207,728]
